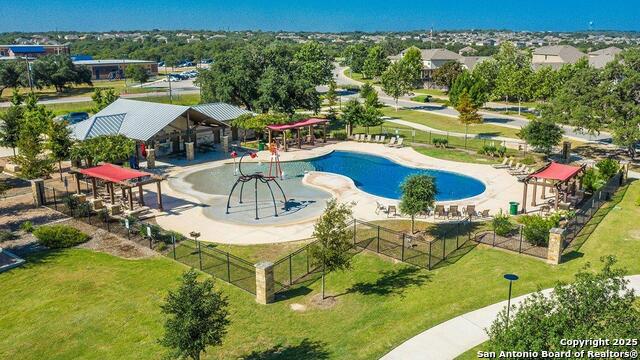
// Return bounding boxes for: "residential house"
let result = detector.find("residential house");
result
[588,46,622,68]
[532,45,586,70]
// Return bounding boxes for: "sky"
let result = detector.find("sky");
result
[1,0,640,33]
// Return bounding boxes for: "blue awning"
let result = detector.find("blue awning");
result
[10,46,45,54]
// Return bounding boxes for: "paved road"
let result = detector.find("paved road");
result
[332,65,612,143]
[381,274,640,360]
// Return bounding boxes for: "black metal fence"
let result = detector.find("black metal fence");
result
[41,186,257,294]
[271,218,475,295]
[472,225,548,259]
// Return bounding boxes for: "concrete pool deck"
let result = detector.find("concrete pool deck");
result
[151,141,539,244]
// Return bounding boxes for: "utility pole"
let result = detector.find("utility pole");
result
[25,57,34,92]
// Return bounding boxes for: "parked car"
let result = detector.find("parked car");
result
[177,61,194,68]
[157,61,165,67]
[62,112,89,124]
[200,59,212,64]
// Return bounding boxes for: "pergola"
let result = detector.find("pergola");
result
[75,163,165,211]
[522,162,585,213]
[266,118,329,152]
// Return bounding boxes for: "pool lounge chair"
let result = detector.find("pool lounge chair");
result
[387,205,397,217]
[434,205,447,219]
[365,134,373,142]
[373,135,380,143]
[480,209,491,218]
[464,205,478,219]
[352,134,361,142]
[508,164,525,175]
[492,158,511,169]
[385,137,397,147]
[375,201,387,215]
[378,135,386,144]
[391,137,404,148]
[448,205,462,219]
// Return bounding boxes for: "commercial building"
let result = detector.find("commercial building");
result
[0,44,70,59]
[72,59,158,80]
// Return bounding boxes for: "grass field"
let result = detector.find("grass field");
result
[1,181,638,359]
[39,93,202,116]
[412,88,447,97]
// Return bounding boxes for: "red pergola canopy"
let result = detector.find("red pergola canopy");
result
[79,163,152,183]
[527,162,582,182]
[267,118,329,132]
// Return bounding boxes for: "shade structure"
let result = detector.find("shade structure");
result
[266,118,329,131]
[526,162,582,182]
[79,163,152,183]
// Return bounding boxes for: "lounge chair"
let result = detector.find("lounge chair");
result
[465,205,478,219]
[353,134,361,142]
[418,209,431,218]
[385,137,397,147]
[434,205,447,219]
[480,209,491,218]
[375,201,387,215]
[378,135,386,144]
[508,164,525,175]
[365,134,373,142]
[373,135,380,143]
[391,137,404,148]
[387,205,397,217]
[448,205,461,219]
[492,157,511,169]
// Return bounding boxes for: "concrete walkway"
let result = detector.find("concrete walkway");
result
[381,275,640,360]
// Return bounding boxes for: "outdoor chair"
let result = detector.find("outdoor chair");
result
[375,201,388,215]
[418,209,431,218]
[373,135,380,143]
[448,205,462,219]
[378,135,386,144]
[508,163,525,175]
[385,137,397,147]
[391,137,404,148]
[434,205,447,219]
[480,209,491,218]
[365,134,372,142]
[465,205,477,219]
[352,134,361,141]
[387,205,397,217]
[492,157,511,169]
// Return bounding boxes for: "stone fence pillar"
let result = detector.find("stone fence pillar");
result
[255,261,275,304]
[146,148,156,169]
[185,142,195,161]
[222,135,230,153]
[30,179,45,207]
[547,228,565,265]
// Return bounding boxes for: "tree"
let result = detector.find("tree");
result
[309,199,353,299]
[325,78,339,120]
[294,41,333,86]
[341,99,365,136]
[381,61,413,111]
[15,98,54,179]
[399,174,437,233]
[0,60,26,97]
[360,83,381,108]
[456,92,483,142]
[342,44,368,73]
[92,87,119,112]
[0,91,24,156]
[124,64,150,85]
[530,66,559,102]
[472,58,499,96]
[31,55,92,93]
[518,118,563,154]
[71,135,135,165]
[159,269,230,360]
[47,119,74,181]
[487,257,640,355]
[449,71,488,108]
[231,113,290,141]
[401,46,424,87]
[491,43,533,112]
[361,103,384,134]
[362,45,389,79]
[432,60,463,91]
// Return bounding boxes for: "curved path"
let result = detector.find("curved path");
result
[332,65,612,144]
[381,275,640,360]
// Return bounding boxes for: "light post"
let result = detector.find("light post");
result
[503,273,519,328]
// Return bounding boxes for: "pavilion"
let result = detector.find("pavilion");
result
[522,162,585,213]
[266,118,330,151]
[74,163,165,212]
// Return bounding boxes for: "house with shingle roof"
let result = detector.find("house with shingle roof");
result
[532,45,586,70]
[588,47,622,68]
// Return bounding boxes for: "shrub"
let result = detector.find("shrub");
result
[62,195,91,217]
[331,130,348,140]
[519,215,559,246]
[479,144,498,157]
[496,146,507,158]
[595,158,619,180]
[520,155,536,165]
[20,221,35,233]
[581,168,605,193]
[492,210,514,236]
[0,230,18,242]
[33,225,90,249]
[432,137,449,148]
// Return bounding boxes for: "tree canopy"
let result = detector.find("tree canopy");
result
[381,61,413,110]
[124,64,150,84]
[518,118,563,154]
[401,47,424,87]
[399,174,437,233]
[432,60,463,91]
[342,44,368,73]
[362,45,389,79]
[0,60,26,97]
[31,55,92,93]
[449,70,488,108]
[92,88,119,112]
[0,91,24,156]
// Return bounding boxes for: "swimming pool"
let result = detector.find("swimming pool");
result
[183,150,485,202]
[307,151,485,200]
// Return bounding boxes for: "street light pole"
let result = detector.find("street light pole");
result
[503,274,519,329]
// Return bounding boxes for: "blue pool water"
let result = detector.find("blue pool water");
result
[307,151,485,200]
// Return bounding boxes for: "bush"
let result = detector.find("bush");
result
[492,210,514,236]
[33,225,90,249]
[0,230,18,242]
[342,84,360,92]
[520,155,536,165]
[63,195,91,217]
[595,158,619,180]
[20,221,35,233]
[581,168,605,193]
[519,215,559,246]
[331,130,348,140]
[432,137,449,148]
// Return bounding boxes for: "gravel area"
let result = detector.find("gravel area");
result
[0,193,68,231]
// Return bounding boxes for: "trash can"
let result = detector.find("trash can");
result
[258,141,265,151]
[509,201,519,215]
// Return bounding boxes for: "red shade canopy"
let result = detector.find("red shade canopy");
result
[79,163,152,183]
[527,162,583,182]
[267,118,329,131]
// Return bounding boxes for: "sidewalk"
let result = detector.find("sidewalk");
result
[380,275,640,360]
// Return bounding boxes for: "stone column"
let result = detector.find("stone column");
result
[255,261,275,304]
[222,135,230,153]
[146,148,156,169]
[185,142,195,161]
[214,128,221,144]
[30,179,45,207]
[547,228,565,265]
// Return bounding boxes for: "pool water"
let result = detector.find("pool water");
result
[185,150,485,202]
[308,151,485,200]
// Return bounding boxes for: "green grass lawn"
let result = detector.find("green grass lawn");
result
[413,146,500,164]
[1,182,639,359]
[412,88,447,97]
[381,107,523,139]
[1,79,165,102]
[343,68,377,84]
[41,93,202,116]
